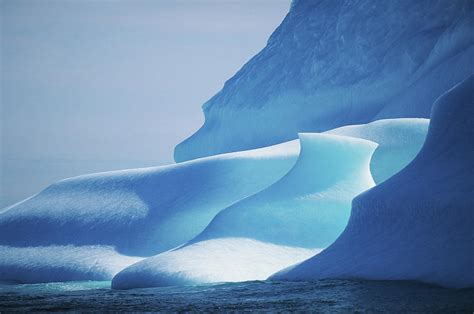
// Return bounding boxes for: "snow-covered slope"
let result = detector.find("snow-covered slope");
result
[0,141,299,258]
[270,75,474,288]
[175,0,473,162]
[112,133,377,288]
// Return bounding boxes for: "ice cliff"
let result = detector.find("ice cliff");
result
[175,0,473,161]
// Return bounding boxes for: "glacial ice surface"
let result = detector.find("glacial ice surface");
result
[175,0,474,161]
[270,75,474,289]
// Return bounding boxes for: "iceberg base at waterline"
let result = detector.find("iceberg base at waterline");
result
[112,238,320,289]
[0,245,142,284]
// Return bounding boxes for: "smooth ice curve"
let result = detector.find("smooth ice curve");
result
[112,133,378,289]
[270,75,474,289]
[0,141,300,284]
[0,140,299,257]
[0,119,428,284]
[193,133,378,249]
[326,118,429,184]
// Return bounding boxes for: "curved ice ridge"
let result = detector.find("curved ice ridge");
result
[194,133,378,248]
[112,133,377,288]
[270,75,474,289]
[327,118,429,183]
[0,118,428,284]
[0,140,299,257]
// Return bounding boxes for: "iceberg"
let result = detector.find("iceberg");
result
[0,118,428,285]
[112,118,432,289]
[175,0,473,162]
[1,0,470,292]
[270,75,474,288]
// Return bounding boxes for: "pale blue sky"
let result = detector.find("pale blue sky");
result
[1,0,290,207]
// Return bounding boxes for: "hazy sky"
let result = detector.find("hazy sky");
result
[1,0,290,207]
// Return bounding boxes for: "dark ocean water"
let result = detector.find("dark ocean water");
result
[0,280,473,312]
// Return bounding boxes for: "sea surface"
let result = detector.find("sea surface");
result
[0,280,473,312]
